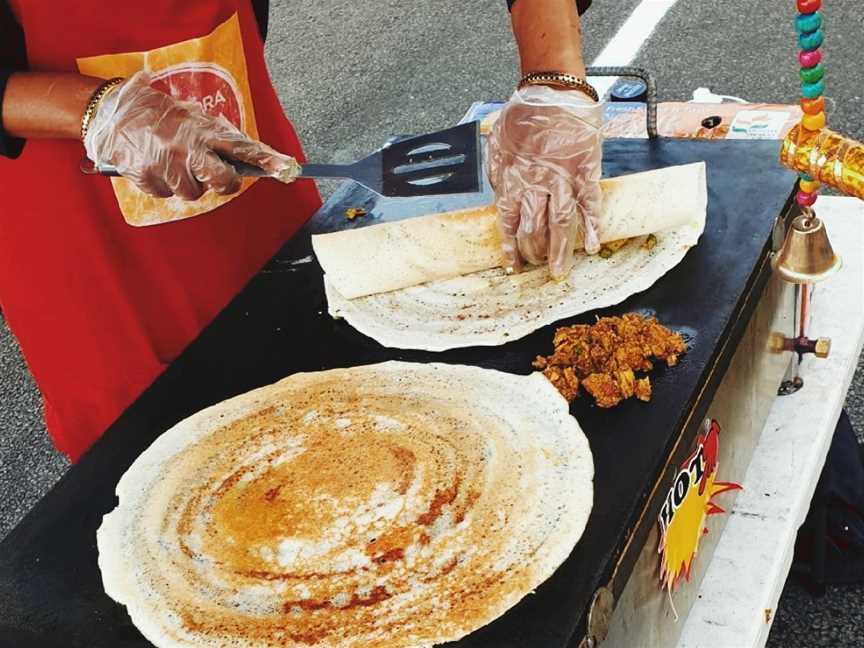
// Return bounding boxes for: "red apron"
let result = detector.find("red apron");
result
[0,1,321,460]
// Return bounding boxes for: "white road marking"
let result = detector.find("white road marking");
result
[588,0,681,98]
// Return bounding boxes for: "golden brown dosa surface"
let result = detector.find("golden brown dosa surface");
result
[97,362,593,648]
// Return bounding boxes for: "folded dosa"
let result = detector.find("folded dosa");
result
[97,362,593,648]
[313,162,707,299]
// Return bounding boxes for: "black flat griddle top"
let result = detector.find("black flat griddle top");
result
[0,139,795,648]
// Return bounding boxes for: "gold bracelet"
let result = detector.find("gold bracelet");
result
[518,71,599,103]
[80,77,125,142]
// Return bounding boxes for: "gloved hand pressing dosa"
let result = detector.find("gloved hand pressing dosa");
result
[487,86,604,280]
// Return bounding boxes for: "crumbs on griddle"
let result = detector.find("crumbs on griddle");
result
[533,313,686,408]
[345,207,368,221]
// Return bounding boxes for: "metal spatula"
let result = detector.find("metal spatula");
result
[83,122,483,198]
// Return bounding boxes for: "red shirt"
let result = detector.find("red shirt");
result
[0,0,321,460]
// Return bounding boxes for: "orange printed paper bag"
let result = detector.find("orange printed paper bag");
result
[77,13,258,226]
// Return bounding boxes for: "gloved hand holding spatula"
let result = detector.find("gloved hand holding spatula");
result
[84,71,298,200]
[85,70,482,201]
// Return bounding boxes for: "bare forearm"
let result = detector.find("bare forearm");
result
[2,72,103,139]
[511,0,586,78]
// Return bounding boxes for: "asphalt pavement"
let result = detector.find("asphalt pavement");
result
[2,0,864,645]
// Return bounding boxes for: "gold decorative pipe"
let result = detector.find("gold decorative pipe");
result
[781,125,864,200]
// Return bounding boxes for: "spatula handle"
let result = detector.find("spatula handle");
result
[82,157,351,180]
[297,163,354,179]
[81,156,276,178]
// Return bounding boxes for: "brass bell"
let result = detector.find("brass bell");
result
[773,212,841,284]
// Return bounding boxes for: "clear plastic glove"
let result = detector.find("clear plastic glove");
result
[84,71,298,200]
[487,85,604,279]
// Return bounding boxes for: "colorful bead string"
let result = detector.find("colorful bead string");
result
[796,0,825,208]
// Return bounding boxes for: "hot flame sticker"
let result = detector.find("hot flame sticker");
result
[658,419,741,593]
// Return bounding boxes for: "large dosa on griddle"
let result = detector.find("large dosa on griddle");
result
[318,163,707,351]
[97,362,593,648]
[313,162,707,299]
